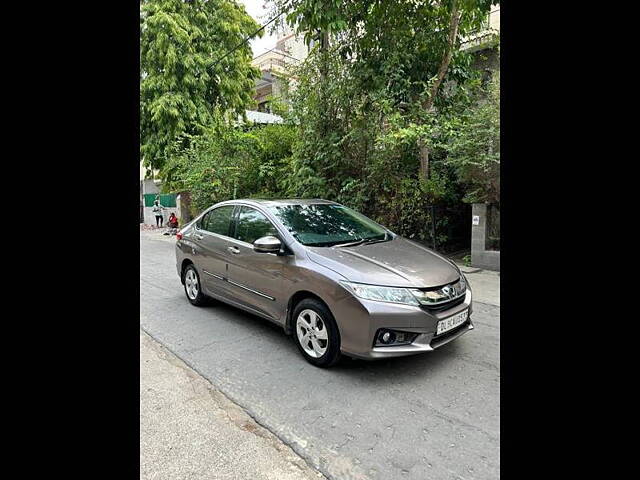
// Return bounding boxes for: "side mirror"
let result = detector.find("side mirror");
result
[253,235,282,254]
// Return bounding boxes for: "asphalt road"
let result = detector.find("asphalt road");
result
[140,232,500,480]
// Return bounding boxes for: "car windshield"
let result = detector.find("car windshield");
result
[268,204,390,247]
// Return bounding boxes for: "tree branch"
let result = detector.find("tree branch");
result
[423,0,462,111]
[418,0,462,181]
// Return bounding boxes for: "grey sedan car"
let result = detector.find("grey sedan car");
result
[176,199,473,367]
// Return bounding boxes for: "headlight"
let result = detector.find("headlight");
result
[340,281,420,306]
[340,274,467,307]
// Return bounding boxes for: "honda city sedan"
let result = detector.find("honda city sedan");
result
[176,199,473,367]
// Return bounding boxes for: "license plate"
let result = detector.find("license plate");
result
[436,309,469,336]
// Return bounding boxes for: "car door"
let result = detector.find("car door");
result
[226,205,286,322]
[194,205,236,299]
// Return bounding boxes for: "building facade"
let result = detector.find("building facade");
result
[251,26,311,112]
[463,5,501,271]
[462,5,500,74]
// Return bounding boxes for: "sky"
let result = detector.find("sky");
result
[238,0,279,57]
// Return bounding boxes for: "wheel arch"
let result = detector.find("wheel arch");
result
[285,290,333,336]
[180,258,194,284]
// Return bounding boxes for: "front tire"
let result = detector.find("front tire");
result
[293,298,341,367]
[183,265,207,306]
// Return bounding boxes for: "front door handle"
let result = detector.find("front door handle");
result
[227,246,240,254]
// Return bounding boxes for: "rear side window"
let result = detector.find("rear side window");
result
[234,206,278,244]
[200,206,234,236]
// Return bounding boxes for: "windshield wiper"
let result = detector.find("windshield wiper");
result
[333,238,366,248]
[334,233,392,248]
[361,238,386,246]
[355,233,392,246]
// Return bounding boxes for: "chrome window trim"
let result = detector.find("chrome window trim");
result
[193,200,295,250]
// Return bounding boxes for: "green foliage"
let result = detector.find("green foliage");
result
[162,121,297,215]
[140,0,261,171]
[274,23,491,248]
[445,72,500,204]
[260,0,497,250]
[144,0,500,253]
[277,0,494,109]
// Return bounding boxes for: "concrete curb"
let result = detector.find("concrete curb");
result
[140,328,327,480]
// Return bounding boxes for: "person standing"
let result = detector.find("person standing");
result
[152,200,165,227]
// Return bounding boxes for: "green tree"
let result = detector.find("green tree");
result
[445,72,500,204]
[140,0,260,172]
[162,120,297,215]
[268,0,498,250]
[273,0,495,179]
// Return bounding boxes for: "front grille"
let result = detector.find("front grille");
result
[414,276,467,310]
[420,295,465,313]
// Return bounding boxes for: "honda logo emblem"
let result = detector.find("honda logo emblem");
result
[442,285,455,298]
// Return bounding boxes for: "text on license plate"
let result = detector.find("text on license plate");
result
[436,309,469,336]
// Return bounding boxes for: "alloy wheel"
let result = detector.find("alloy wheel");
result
[296,309,328,358]
[185,269,199,300]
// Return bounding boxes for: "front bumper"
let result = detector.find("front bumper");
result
[335,288,473,360]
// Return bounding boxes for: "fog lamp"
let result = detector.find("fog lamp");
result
[375,329,418,347]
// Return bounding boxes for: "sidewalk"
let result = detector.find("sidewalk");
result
[140,226,180,245]
[457,263,500,307]
[140,329,325,480]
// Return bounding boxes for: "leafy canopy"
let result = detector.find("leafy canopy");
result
[445,72,500,204]
[140,0,260,171]
[162,120,298,214]
[265,0,498,249]
[277,0,494,107]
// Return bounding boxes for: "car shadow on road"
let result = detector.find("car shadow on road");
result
[197,298,466,385]
[334,344,463,383]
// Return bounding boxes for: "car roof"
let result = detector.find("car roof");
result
[225,198,339,207]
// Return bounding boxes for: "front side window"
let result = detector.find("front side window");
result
[268,204,389,247]
[234,206,278,244]
[200,205,234,236]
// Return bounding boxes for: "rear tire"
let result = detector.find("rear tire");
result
[183,265,207,306]
[292,298,341,368]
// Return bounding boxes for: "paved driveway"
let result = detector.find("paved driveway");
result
[140,232,500,480]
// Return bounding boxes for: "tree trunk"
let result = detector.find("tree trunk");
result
[320,30,329,137]
[418,139,430,181]
[419,0,462,180]
[423,0,461,112]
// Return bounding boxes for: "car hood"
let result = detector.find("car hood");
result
[306,236,460,288]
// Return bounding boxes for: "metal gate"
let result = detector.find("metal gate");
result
[429,203,472,254]
[143,193,177,208]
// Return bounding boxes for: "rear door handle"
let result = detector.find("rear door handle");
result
[227,246,240,254]
[194,233,204,240]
